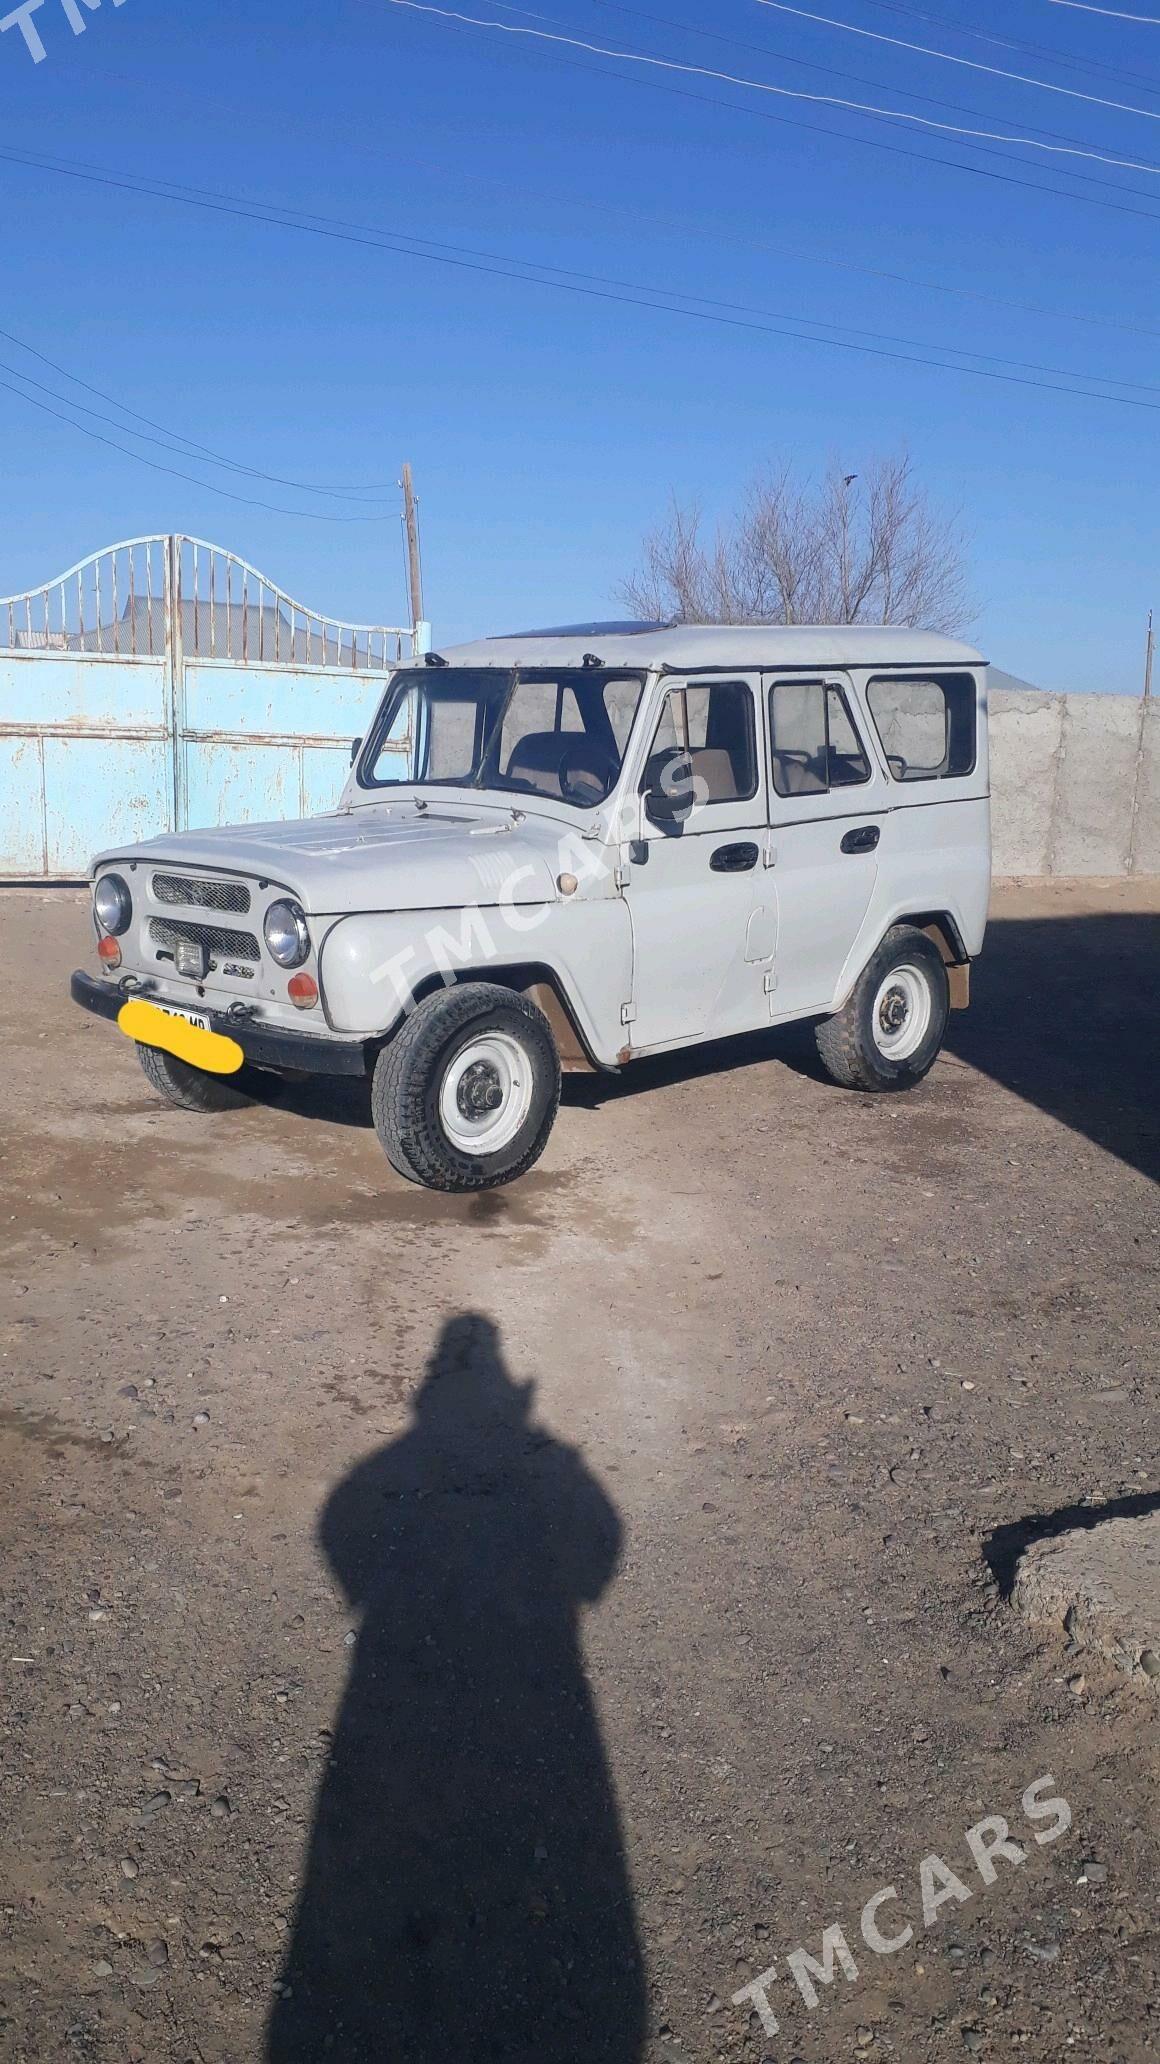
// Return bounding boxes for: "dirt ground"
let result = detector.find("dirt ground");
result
[1,878,1158,2064]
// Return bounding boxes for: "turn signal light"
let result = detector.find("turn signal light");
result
[97,934,122,968]
[287,972,319,1009]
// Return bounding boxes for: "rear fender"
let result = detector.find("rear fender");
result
[834,905,975,1013]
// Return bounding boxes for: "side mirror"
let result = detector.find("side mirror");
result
[643,752,696,828]
[350,736,363,766]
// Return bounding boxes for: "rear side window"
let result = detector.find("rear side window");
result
[866,673,976,781]
[768,680,870,798]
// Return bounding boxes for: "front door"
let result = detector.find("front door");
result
[624,674,771,1050]
[763,672,888,1018]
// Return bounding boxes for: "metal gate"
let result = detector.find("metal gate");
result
[0,536,421,879]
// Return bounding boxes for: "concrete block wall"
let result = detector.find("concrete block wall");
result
[1132,699,1160,876]
[989,687,1159,877]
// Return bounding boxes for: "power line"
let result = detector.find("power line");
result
[670,226,1160,340]
[377,4,1160,215]
[1048,0,1160,16]
[0,324,397,501]
[5,120,1160,377]
[2,147,1160,417]
[520,0,1154,161]
[11,20,1160,258]
[0,378,399,520]
[385,0,1160,174]
[502,158,1160,338]
[0,352,405,502]
[7,145,1160,394]
[858,0,1160,91]
[754,1,1160,122]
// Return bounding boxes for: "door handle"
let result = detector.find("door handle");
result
[840,825,880,855]
[710,841,759,873]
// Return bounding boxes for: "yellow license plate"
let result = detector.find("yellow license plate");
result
[116,997,244,1075]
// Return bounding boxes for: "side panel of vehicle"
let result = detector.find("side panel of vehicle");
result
[764,810,885,1021]
[318,898,633,1063]
[824,662,991,1010]
[827,795,992,1011]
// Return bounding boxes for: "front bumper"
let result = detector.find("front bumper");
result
[70,970,371,1078]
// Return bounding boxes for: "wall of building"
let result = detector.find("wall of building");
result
[989,687,1158,877]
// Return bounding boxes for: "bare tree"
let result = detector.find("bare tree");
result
[618,455,971,634]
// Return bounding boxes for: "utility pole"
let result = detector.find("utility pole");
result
[1145,609,1155,699]
[400,462,428,653]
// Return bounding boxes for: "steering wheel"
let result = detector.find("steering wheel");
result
[558,738,613,805]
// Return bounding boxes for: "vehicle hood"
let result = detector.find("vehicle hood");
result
[93,804,572,913]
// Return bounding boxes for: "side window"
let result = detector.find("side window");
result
[866,673,976,781]
[769,680,870,798]
[640,678,757,805]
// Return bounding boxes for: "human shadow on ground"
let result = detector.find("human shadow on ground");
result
[267,1313,646,2064]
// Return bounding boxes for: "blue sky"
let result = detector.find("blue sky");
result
[0,0,1157,690]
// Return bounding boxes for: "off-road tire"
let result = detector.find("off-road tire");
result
[814,925,950,1092]
[137,1042,264,1113]
[371,985,561,1191]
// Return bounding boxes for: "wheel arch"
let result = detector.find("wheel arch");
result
[376,962,602,1073]
[837,908,970,1013]
[896,910,971,1009]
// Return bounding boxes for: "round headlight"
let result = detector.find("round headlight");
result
[264,898,310,968]
[93,872,132,936]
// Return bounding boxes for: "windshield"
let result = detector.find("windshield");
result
[358,666,646,809]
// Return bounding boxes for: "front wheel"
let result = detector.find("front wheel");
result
[814,925,950,1092]
[371,985,561,1191]
[136,1042,278,1112]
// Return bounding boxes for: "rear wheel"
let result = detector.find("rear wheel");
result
[814,925,950,1092]
[372,985,561,1191]
[137,1042,269,1113]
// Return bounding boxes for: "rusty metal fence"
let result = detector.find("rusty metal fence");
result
[0,535,420,878]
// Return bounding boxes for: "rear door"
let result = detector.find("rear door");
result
[762,672,889,1018]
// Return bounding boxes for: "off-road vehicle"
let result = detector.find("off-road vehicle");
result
[72,623,990,1191]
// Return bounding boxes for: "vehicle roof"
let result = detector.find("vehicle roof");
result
[432,623,986,672]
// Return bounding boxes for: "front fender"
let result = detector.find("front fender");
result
[318,901,632,1065]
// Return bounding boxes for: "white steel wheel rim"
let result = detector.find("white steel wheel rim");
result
[871,963,933,1061]
[438,1031,534,1156]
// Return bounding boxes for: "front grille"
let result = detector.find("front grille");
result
[152,871,251,914]
[149,917,261,963]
